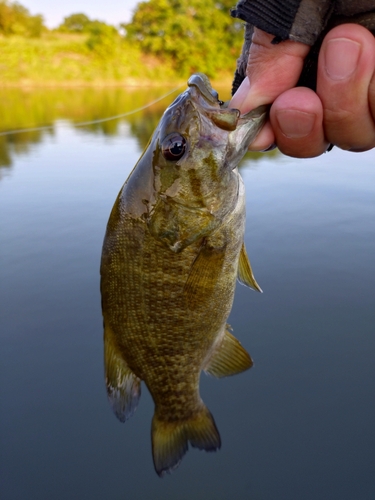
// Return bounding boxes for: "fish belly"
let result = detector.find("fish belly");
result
[102,199,245,397]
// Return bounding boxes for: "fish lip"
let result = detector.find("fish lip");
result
[221,101,270,120]
[187,73,220,106]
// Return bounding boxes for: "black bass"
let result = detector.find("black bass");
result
[100,73,267,476]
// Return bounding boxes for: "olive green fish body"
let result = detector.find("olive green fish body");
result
[100,74,267,476]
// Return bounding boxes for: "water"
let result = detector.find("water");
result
[1,87,374,500]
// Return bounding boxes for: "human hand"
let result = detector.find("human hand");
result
[229,24,375,157]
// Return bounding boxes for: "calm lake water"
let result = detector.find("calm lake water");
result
[1,86,374,500]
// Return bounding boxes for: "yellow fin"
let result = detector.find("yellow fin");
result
[237,242,262,292]
[204,327,253,377]
[104,323,141,422]
[152,405,221,477]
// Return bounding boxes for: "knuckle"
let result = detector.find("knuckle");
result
[324,106,355,127]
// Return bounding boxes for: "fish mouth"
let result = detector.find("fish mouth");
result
[187,73,269,120]
[187,73,221,106]
[187,73,243,132]
[187,74,269,134]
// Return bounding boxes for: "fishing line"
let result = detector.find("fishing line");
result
[0,86,183,137]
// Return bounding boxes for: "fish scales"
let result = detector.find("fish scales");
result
[104,215,230,393]
[100,73,268,476]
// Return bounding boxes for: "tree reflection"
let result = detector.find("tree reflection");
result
[0,86,277,173]
[0,129,55,175]
[0,87,175,170]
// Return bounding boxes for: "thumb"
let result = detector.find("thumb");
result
[230,28,310,113]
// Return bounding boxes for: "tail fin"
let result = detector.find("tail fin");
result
[151,404,221,477]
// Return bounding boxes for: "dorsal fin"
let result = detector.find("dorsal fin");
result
[237,242,262,292]
[104,323,141,422]
[204,326,253,378]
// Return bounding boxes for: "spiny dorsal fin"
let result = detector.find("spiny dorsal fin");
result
[204,327,253,378]
[152,404,221,477]
[237,242,262,292]
[104,323,141,422]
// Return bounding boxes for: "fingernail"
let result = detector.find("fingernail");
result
[325,38,361,80]
[276,110,315,139]
[261,143,277,152]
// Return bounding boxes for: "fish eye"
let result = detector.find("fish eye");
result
[161,133,186,161]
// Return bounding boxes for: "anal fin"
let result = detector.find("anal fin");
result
[237,242,262,292]
[204,326,253,377]
[104,323,141,422]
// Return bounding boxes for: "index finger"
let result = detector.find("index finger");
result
[230,29,310,113]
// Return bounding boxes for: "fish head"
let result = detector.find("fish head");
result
[130,74,268,252]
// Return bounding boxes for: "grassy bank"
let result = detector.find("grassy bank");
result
[0,33,235,87]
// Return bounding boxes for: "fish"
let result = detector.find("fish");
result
[100,73,267,476]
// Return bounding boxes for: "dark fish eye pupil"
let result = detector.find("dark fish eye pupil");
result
[162,133,186,161]
[170,141,183,155]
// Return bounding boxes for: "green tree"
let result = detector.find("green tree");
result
[85,21,120,58]
[0,0,45,37]
[126,0,244,77]
[56,13,121,58]
[58,12,91,33]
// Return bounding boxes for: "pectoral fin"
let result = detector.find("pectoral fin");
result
[183,242,225,308]
[104,323,141,422]
[237,242,262,292]
[204,326,253,377]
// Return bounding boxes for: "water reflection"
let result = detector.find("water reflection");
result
[0,129,52,170]
[1,84,374,498]
[0,86,277,172]
[0,87,181,169]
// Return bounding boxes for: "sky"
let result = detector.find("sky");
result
[22,0,140,28]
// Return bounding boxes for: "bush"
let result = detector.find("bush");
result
[85,21,120,58]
